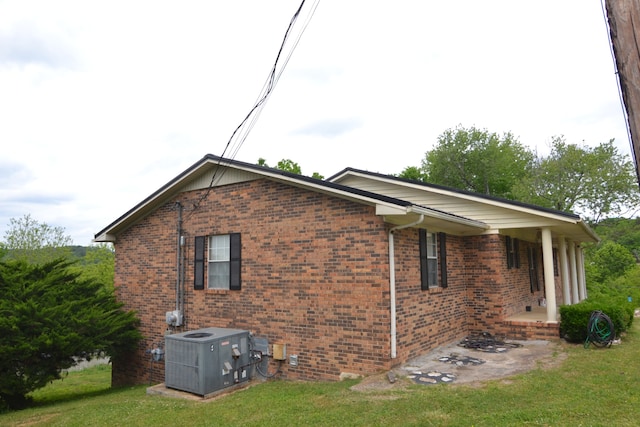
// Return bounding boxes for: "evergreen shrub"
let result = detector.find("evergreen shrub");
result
[559,299,634,343]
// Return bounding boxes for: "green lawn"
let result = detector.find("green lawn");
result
[3,322,640,426]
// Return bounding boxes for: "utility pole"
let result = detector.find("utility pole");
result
[605,0,640,185]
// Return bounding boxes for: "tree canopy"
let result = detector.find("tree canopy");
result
[585,240,637,284]
[401,126,639,221]
[257,158,324,179]
[511,137,640,221]
[591,217,640,261]
[0,216,136,409]
[1,214,73,264]
[71,243,115,291]
[406,125,535,198]
[0,259,141,409]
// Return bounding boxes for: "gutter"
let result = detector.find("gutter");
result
[388,214,425,359]
[408,205,488,230]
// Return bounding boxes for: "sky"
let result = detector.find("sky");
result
[0,0,631,245]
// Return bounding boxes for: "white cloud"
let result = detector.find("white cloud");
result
[0,0,630,244]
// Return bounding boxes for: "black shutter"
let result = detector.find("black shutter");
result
[438,232,447,288]
[534,249,541,291]
[419,229,429,291]
[229,233,241,291]
[514,238,520,268]
[528,247,539,293]
[506,236,513,269]
[194,236,205,290]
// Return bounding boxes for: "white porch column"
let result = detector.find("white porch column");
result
[557,236,571,305]
[577,246,587,301]
[568,240,580,304]
[541,227,557,322]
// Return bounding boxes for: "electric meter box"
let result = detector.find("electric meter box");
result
[165,327,250,395]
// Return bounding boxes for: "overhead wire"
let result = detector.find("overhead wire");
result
[224,0,307,162]
[228,0,320,162]
[187,0,320,218]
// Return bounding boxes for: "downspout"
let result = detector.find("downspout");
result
[388,214,424,359]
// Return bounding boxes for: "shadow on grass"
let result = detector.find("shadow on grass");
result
[24,364,139,410]
[29,384,129,409]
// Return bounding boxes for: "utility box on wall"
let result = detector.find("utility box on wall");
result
[165,327,250,396]
[272,343,287,361]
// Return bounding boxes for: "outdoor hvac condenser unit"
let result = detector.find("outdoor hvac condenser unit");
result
[165,327,250,396]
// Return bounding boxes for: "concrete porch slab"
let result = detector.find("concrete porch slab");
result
[506,306,554,322]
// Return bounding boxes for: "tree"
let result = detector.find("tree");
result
[591,218,640,261]
[512,137,640,220]
[276,159,302,174]
[256,158,324,179]
[397,166,427,181]
[2,214,73,264]
[585,241,636,284]
[0,259,141,409]
[420,125,535,198]
[72,243,115,292]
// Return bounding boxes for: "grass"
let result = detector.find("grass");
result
[3,323,640,426]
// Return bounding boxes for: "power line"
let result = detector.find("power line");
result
[189,0,320,215]
[228,0,320,162]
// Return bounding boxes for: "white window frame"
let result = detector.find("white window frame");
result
[426,232,438,288]
[208,234,230,289]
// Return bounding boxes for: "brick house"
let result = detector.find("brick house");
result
[94,154,598,386]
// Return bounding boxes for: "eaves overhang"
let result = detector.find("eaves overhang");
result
[94,155,418,242]
[377,204,490,236]
[329,167,600,242]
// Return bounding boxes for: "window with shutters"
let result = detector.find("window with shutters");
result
[419,230,447,290]
[194,233,241,291]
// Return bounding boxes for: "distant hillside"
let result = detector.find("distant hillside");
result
[1,246,90,262]
[69,246,88,258]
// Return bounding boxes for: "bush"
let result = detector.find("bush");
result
[0,259,142,409]
[560,299,634,343]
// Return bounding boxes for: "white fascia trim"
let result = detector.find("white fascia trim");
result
[339,170,584,224]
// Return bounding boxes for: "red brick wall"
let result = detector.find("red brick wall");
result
[392,230,469,363]
[503,319,560,340]
[113,179,393,385]
[502,238,549,318]
[110,177,559,386]
[463,235,550,338]
[464,234,505,333]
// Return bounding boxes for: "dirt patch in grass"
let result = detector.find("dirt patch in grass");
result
[351,339,567,392]
[12,413,61,427]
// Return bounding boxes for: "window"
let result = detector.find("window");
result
[506,236,520,269]
[208,235,230,289]
[194,233,241,291]
[419,230,447,290]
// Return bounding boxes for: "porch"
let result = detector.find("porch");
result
[503,306,561,341]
